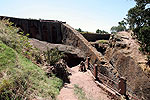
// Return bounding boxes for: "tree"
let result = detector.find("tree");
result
[127,0,150,53]
[110,26,118,34]
[76,28,83,32]
[96,29,100,33]
[110,20,127,34]
[96,29,108,34]
[118,20,127,30]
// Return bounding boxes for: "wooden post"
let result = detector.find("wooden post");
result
[86,57,90,69]
[118,77,126,95]
[94,64,98,80]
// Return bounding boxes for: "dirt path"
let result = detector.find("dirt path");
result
[57,66,110,100]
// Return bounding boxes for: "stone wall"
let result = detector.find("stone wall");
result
[0,16,63,43]
[82,33,110,42]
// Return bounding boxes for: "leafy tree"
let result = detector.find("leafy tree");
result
[76,28,83,32]
[96,29,108,34]
[96,29,100,33]
[110,26,118,34]
[44,48,64,65]
[127,0,150,53]
[110,20,127,34]
[118,20,127,30]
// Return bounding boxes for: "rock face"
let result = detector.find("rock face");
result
[30,38,85,67]
[61,23,104,65]
[82,33,110,42]
[61,23,120,88]
[105,31,150,100]
[0,16,63,43]
[30,38,85,58]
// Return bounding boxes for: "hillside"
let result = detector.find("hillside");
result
[0,19,63,99]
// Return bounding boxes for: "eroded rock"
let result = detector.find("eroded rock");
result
[105,31,150,100]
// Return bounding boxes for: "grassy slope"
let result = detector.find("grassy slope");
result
[0,20,63,99]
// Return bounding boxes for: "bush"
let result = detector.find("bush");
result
[138,47,144,52]
[44,47,64,65]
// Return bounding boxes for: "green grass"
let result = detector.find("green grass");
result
[0,19,32,57]
[0,41,63,99]
[74,84,91,100]
[96,40,108,44]
[0,20,63,99]
[0,41,16,70]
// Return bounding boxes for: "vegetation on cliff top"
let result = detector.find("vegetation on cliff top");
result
[0,19,63,99]
[110,20,127,34]
[110,0,150,64]
[76,28,109,34]
[127,0,150,64]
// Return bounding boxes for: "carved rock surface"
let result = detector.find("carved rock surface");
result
[105,31,150,100]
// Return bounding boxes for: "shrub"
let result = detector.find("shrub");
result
[44,47,64,65]
[138,47,144,52]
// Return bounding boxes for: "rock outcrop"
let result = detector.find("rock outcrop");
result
[29,38,85,67]
[105,31,150,100]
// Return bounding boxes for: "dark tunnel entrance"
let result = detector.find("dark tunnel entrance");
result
[63,53,85,68]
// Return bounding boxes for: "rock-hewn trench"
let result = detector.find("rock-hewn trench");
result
[2,16,150,100]
[29,38,112,100]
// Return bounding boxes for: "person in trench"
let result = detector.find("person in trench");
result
[79,61,86,72]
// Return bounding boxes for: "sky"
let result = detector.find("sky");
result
[0,0,136,33]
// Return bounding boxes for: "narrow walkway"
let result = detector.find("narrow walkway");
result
[57,66,111,100]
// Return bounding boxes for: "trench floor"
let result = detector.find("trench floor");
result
[57,66,111,100]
